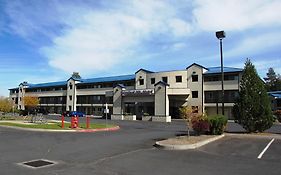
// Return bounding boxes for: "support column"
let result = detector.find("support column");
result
[112,84,125,120]
[153,81,171,122]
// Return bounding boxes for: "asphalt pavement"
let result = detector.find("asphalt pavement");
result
[0,117,280,175]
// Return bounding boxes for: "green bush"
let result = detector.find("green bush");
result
[208,115,227,135]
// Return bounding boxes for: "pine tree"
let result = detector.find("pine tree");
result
[264,68,281,91]
[233,59,273,132]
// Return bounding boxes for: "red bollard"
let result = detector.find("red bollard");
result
[61,114,65,128]
[71,116,79,129]
[75,115,79,128]
[71,116,74,128]
[86,116,90,129]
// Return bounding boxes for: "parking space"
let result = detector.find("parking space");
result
[198,135,280,160]
[0,119,280,175]
[261,138,281,160]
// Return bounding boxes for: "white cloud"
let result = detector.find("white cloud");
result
[168,19,192,37]
[41,0,194,74]
[226,31,281,57]
[4,0,281,76]
[193,0,281,31]
[172,42,188,50]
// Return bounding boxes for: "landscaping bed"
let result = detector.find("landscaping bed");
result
[0,121,116,130]
[159,135,219,145]
[155,134,225,150]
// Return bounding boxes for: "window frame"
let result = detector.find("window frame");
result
[175,75,182,83]
[192,91,198,98]
[192,75,198,82]
[139,79,144,85]
[151,78,155,84]
[162,76,168,83]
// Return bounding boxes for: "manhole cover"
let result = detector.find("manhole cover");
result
[19,159,56,169]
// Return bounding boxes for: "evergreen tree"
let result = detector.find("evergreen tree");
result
[71,72,81,79]
[264,68,281,91]
[233,59,273,132]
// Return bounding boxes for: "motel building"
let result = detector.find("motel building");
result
[9,63,243,122]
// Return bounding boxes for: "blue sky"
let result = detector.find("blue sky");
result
[0,0,281,96]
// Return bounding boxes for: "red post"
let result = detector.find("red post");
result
[86,116,90,129]
[71,116,74,128]
[76,115,79,128]
[61,114,65,128]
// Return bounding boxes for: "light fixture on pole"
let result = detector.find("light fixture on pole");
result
[216,30,225,115]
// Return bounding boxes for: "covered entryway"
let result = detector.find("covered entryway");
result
[169,95,188,119]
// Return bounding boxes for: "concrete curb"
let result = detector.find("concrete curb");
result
[155,134,225,150]
[225,133,281,140]
[0,124,120,133]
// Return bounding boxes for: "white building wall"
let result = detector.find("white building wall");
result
[186,65,205,114]
[66,79,77,111]
[135,70,147,89]
[146,70,188,89]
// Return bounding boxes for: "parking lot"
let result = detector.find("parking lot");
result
[0,118,280,175]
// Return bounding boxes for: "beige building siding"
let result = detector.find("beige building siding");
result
[9,63,242,121]
[186,65,206,114]
[204,80,240,91]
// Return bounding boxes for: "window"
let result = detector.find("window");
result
[162,77,168,83]
[192,91,198,98]
[97,96,101,101]
[176,76,182,83]
[151,78,155,84]
[139,79,144,85]
[225,74,239,81]
[69,83,73,89]
[192,75,198,82]
[69,95,72,101]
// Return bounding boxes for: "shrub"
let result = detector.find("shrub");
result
[191,113,209,135]
[274,110,281,122]
[208,115,227,135]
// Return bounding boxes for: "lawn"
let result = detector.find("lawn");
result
[0,122,116,130]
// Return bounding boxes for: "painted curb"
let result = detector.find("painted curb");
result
[155,134,225,150]
[0,124,120,133]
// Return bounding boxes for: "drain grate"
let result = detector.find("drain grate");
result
[20,159,56,169]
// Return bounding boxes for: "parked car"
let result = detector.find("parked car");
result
[62,111,85,117]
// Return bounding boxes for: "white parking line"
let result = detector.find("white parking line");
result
[257,138,275,159]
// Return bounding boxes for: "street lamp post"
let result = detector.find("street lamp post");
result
[216,31,226,115]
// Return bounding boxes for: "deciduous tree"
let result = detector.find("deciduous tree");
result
[23,96,39,113]
[179,106,197,137]
[0,97,13,113]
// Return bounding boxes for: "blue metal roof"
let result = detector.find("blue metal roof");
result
[204,67,243,74]
[9,74,135,90]
[80,74,135,84]
[268,91,281,99]
[28,81,67,88]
